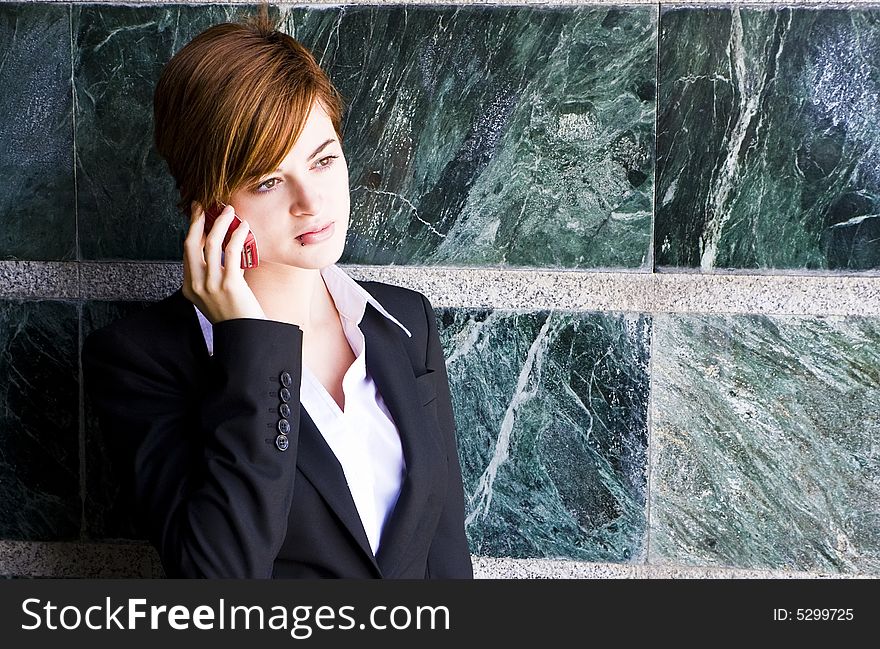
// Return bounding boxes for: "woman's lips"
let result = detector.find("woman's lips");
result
[296,222,334,245]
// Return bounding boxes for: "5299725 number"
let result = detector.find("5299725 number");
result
[796,609,853,621]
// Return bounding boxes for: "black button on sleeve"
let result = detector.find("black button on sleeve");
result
[279,387,291,403]
[280,371,292,387]
[279,403,291,418]
[275,435,289,451]
[277,419,290,435]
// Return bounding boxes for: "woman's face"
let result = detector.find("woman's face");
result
[228,101,349,271]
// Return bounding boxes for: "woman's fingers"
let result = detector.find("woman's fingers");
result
[203,205,237,289]
[181,201,264,323]
[183,202,207,293]
[223,217,252,279]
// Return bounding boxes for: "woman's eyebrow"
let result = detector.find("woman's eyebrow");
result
[272,138,337,172]
[308,138,337,160]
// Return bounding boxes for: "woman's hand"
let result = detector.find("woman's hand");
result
[183,201,266,324]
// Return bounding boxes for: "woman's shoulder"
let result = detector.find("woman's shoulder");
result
[356,279,434,310]
[356,279,434,325]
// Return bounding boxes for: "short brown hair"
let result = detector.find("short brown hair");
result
[153,7,344,215]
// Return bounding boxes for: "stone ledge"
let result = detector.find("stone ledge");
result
[3,261,880,316]
[472,556,877,579]
[0,540,162,578]
[3,543,873,579]
[15,0,880,7]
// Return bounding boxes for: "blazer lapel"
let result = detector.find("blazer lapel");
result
[294,412,380,572]
[359,302,446,577]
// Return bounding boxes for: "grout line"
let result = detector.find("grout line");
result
[70,3,79,265]
[643,1,660,563]
[77,300,87,540]
[643,313,656,563]
[68,0,83,540]
[648,0,659,273]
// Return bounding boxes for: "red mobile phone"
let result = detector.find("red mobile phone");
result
[204,202,259,269]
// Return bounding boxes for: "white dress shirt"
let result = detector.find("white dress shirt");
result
[193,264,412,554]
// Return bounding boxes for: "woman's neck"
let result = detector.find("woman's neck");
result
[243,262,336,333]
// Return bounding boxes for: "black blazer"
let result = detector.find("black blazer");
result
[81,280,473,579]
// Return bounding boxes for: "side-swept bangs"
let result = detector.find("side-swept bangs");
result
[153,16,344,215]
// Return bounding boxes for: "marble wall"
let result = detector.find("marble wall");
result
[0,1,878,578]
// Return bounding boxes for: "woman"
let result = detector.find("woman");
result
[81,13,473,579]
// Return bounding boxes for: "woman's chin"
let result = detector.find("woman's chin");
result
[255,246,345,271]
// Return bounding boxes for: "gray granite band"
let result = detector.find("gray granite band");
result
[472,556,874,578]
[3,261,879,316]
[0,261,80,299]
[0,540,162,578]
[0,541,871,578]
[13,1,880,6]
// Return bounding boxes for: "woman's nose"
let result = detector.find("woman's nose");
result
[288,180,322,216]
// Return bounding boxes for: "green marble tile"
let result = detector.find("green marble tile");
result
[326,6,656,268]
[81,300,152,540]
[0,3,75,260]
[0,300,80,540]
[657,8,880,271]
[74,4,255,260]
[438,308,650,561]
[74,4,655,267]
[650,314,880,574]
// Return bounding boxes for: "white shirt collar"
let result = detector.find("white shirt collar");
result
[319,264,411,337]
[193,264,411,356]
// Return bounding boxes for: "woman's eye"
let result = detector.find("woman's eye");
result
[255,177,280,193]
[314,155,339,169]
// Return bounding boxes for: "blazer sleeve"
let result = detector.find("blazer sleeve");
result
[420,293,474,579]
[82,317,303,578]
